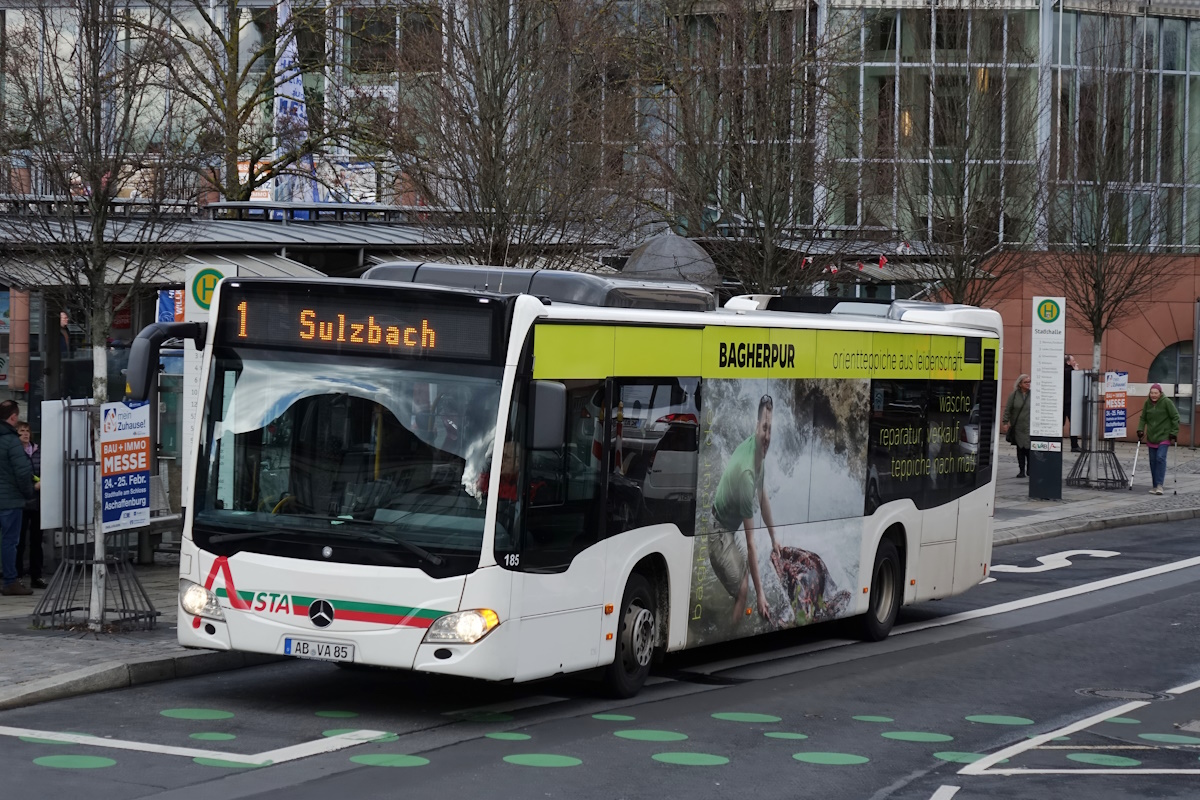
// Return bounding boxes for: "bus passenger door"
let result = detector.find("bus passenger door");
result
[511,380,608,681]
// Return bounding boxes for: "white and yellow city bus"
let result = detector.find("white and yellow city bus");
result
[127,263,1002,697]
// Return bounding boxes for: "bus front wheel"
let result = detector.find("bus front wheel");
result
[859,539,902,642]
[603,573,656,698]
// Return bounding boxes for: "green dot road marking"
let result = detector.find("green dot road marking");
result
[161,709,234,721]
[315,711,358,719]
[486,732,532,741]
[33,755,116,769]
[933,752,1009,764]
[615,730,688,742]
[792,752,870,765]
[1067,753,1141,767]
[322,729,398,742]
[1138,733,1200,744]
[853,716,893,723]
[966,715,1034,726]
[712,712,782,723]
[593,713,636,721]
[193,757,260,769]
[503,754,582,767]
[1104,717,1141,724]
[652,752,729,766]
[350,754,430,767]
[190,733,237,742]
[20,733,91,745]
[764,732,809,740]
[882,732,955,743]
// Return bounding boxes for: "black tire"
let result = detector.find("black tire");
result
[858,539,902,642]
[603,572,656,698]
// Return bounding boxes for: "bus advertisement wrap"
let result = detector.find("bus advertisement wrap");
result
[687,375,987,647]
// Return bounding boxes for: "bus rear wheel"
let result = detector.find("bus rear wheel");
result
[859,539,902,642]
[603,573,656,698]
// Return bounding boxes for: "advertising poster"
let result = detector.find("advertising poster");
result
[1104,371,1128,439]
[688,378,868,646]
[100,401,151,532]
[686,371,988,648]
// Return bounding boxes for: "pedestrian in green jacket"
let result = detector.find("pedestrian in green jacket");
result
[1137,383,1180,495]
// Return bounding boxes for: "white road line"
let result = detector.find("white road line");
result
[696,556,1200,678]
[896,554,1200,636]
[0,725,390,766]
[976,768,1200,775]
[960,672,1200,777]
[0,726,268,764]
[928,786,960,800]
[1167,676,1200,694]
[254,729,392,765]
[989,550,1120,574]
[957,701,1149,776]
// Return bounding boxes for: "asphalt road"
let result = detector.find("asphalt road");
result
[3,522,1200,800]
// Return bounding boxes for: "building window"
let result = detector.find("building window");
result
[1148,340,1193,421]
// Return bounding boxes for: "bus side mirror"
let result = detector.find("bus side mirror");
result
[127,322,207,401]
[528,380,566,450]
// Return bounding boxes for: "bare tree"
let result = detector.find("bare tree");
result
[0,0,191,628]
[891,4,1043,306]
[635,0,861,294]
[1043,7,1183,383]
[145,0,342,202]
[355,0,638,266]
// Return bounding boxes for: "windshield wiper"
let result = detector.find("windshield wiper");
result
[330,517,445,566]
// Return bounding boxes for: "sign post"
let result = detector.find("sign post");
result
[183,266,234,502]
[100,401,151,532]
[1029,297,1066,499]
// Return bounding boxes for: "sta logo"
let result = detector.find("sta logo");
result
[1036,299,1061,324]
[102,409,118,434]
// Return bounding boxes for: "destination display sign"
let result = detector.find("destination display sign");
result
[215,285,496,361]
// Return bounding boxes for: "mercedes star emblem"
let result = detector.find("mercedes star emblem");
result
[309,599,335,628]
[322,546,333,559]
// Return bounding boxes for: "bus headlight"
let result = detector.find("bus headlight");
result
[423,609,500,644]
[179,579,225,621]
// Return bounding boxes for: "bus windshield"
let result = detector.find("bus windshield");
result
[193,347,503,576]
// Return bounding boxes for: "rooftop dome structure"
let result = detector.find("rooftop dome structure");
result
[623,232,720,287]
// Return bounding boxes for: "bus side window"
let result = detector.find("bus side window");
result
[609,378,699,536]
[521,380,604,570]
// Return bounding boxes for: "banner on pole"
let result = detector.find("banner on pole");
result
[1104,371,1128,439]
[100,401,150,532]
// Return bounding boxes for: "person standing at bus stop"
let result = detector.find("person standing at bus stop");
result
[15,421,43,589]
[1137,383,1179,495]
[1064,355,1081,452]
[1002,374,1032,479]
[0,401,36,596]
[709,394,782,626]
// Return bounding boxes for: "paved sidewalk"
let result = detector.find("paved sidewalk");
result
[2,441,1198,710]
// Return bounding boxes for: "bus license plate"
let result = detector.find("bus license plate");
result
[283,637,354,663]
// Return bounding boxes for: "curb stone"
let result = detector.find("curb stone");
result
[0,650,283,711]
[993,505,1200,547]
